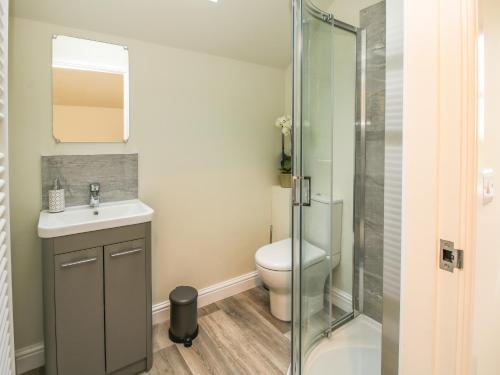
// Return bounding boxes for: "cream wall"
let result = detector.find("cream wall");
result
[9,17,285,349]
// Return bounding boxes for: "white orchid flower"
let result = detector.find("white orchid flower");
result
[282,125,291,136]
[275,115,292,136]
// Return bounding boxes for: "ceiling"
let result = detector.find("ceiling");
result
[11,0,293,69]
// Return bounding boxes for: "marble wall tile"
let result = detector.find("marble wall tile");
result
[364,178,385,230]
[364,220,384,276]
[354,1,386,323]
[363,272,383,322]
[41,154,138,209]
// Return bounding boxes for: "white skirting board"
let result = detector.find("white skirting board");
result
[15,343,45,375]
[15,270,261,373]
[331,287,353,312]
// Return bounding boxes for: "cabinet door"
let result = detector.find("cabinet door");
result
[104,239,147,373]
[55,247,105,375]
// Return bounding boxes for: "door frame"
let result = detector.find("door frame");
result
[434,0,478,373]
[399,0,479,373]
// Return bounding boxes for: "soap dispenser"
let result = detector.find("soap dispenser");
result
[48,177,65,213]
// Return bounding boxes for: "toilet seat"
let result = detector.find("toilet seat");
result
[255,238,326,271]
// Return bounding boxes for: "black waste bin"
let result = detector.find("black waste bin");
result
[169,286,198,347]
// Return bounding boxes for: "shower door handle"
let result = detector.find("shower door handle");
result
[292,176,300,206]
[292,176,312,207]
[303,176,311,206]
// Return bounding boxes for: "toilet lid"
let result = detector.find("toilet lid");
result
[255,238,326,271]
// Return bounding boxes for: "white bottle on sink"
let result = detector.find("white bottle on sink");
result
[48,177,65,213]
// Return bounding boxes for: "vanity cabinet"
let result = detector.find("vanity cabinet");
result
[104,239,147,373]
[54,247,105,375]
[42,223,152,375]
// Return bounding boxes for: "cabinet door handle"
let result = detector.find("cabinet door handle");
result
[110,248,143,258]
[60,257,97,269]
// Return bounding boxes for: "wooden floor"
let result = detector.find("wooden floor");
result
[23,286,291,375]
[148,286,291,375]
[22,286,353,375]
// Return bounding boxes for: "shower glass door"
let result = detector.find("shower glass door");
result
[292,1,335,373]
[292,1,357,374]
[300,0,336,350]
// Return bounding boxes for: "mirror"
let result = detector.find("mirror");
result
[52,35,129,143]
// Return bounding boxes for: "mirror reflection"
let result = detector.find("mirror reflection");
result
[52,35,129,143]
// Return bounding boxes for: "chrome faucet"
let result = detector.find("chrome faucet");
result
[89,183,100,208]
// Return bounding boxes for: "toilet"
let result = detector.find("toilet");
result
[255,194,343,322]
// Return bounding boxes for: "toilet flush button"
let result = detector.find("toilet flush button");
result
[482,169,494,205]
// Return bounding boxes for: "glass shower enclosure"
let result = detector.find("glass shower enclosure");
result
[291,0,359,373]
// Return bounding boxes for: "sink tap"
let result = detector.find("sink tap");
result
[89,183,100,208]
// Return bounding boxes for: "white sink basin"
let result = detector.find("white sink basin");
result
[38,199,154,238]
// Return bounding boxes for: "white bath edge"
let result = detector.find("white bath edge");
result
[304,314,382,375]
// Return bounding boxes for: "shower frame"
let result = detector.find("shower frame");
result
[291,0,401,374]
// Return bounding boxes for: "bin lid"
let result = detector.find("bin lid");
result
[169,286,198,305]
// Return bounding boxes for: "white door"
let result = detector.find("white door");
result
[399,0,478,373]
[433,0,500,373]
[470,0,500,373]
[433,0,478,373]
[399,0,500,373]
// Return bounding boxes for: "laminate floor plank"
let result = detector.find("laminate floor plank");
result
[146,345,193,375]
[176,315,240,375]
[190,309,283,375]
[153,320,174,353]
[22,287,291,375]
[239,287,291,334]
[153,303,222,354]
[216,294,290,374]
[198,303,220,318]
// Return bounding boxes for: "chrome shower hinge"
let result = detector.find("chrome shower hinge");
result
[322,327,332,338]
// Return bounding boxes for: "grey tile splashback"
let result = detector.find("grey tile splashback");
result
[41,154,138,209]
